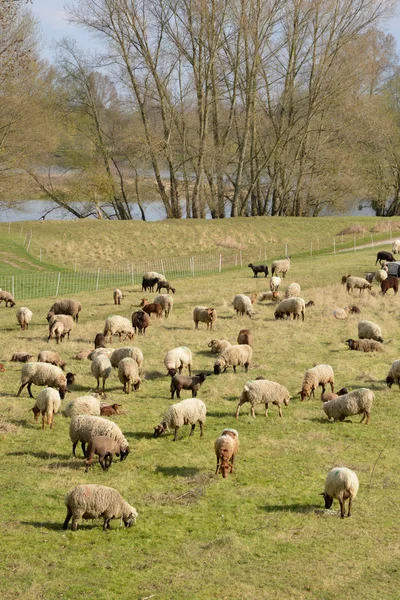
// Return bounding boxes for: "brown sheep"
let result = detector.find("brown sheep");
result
[140,298,163,318]
[11,353,34,363]
[215,430,239,478]
[94,333,106,349]
[170,373,207,399]
[132,310,150,335]
[84,436,129,471]
[237,329,253,346]
[100,403,123,416]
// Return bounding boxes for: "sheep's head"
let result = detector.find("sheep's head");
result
[248,263,253,268]
[198,373,207,383]
[133,379,141,391]
[341,275,350,285]
[274,310,283,320]
[140,298,149,306]
[386,375,395,388]
[250,293,258,304]
[123,506,138,527]
[376,336,383,343]
[283,397,290,407]
[321,492,333,509]
[120,447,130,461]
[207,340,216,348]
[345,339,357,350]
[299,388,309,402]
[153,422,167,438]
[46,310,55,322]
[126,331,135,341]
[167,368,177,377]
[58,386,70,399]
[31,406,40,421]
[112,403,122,412]
[66,372,76,385]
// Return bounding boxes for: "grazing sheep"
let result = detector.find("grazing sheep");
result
[386,360,400,388]
[207,339,231,354]
[103,316,135,343]
[164,347,193,377]
[118,357,141,393]
[381,276,398,295]
[47,299,82,323]
[213,344,252,375]
[141,272,166,292]
[376,251,395,265]
[16,307,33,330]
[153,397,207,441]
[344,276,373,295]
[270,276,281,292]
[236,379,290,418]
[322,388,374,424]
[0,290,15,307]
[84,436,129,472]
[91,355,112,392]
[193,306,217,330]
[48,314,74,341]
[392,239,400,254]
[233,294,254,318]
[31,388,61,429]
[153,294,173,318]
[215,433,239,478]
[156,280,176,294]
[37,350,66,370]
[274,297,305,321]
[375,269,388,283]
[131,310,150,335]
[321,388,349,402]
[170,373,207,399]
[358,320,383,342]
[285,283,301,298]
[94,333,106,349]
[17,362,68,399]
[11,352,34,363]
[143,271,166,281]
[113,289,123,305]
[258,291,281,302]
[110,347,143,370]
[62,395,101,418]
[100,403,123,416]
[364,272,374,284]
[47,321,65,345]
[88,348,113,361]
[66,372,76,386]
[63,484,137,531]
[322,467,359,518]
[271,256,290,278]
[73,349,92,361]
[69,415,129,457]
[345,338,383,352]
[140,298,163,318]
[248,263,268,278]
[300,364,334,401]
[237,329,253,346]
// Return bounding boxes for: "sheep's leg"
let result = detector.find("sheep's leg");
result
[71,518,79,531]
[339,497,345,519]
[189,423,196,437]
[347,497,352,517]
[278,405,283,418]
[99,456,108,471]
[42,414,45,429]
[63,508,73,530]
[199,421,204,436]
[215,460,220,475]
[188,364,192,376]
[244,362,249,372]
[233,365,237,373]
[365,411,370,424]
[195,321,199,329]
[173,426,179,441]
[17,382,27,397]
[235,402,242,419]
[27,383,34,398]
[72,442,78,456]
[81,442,86,456]
[265,403,269,417]
[127,381,131,394]
[251,406,256,418]
[103,519,111,531]
[330,381,334,392]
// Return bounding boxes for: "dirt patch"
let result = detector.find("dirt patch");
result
[0,416,20,435]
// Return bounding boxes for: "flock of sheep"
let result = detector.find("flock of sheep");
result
[1,248,397,530]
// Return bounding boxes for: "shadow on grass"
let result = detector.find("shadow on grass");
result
[7,450,72,459]
[145,370,167,380]
[47,460,83,470]
[261,503,321,513]
[155,465,199,477]
[22,521,100,531]
[206,410,234,417]
[125,431,153,440]
[8,419,37,428]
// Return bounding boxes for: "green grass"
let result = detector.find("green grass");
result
[0,237,399,599]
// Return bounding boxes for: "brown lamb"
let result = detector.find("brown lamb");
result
[84,436,129,471]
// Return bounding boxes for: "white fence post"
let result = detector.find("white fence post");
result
[264,248,267,262]
[20,225,23,238]
[12,276,14,298]
[333,238,336,254]
[310,241,313,257]
[354,236,356,251]
[285,243,288,256]
[191,257,195,277]
[96,268,100,290]
[27,237,32,252]
[239,250,242,267]
[23,233,28,247]
[131,265,134,286]
[161,260,165,276]
[39,248,42,262]
[371,234,374,248]
[56,272,61,296]
[219,254,222,273]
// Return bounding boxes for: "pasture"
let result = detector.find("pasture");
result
[0,241,399,599]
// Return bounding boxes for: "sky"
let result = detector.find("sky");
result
[32,0,400,61]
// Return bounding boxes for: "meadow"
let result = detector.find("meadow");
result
[0,223,399,599]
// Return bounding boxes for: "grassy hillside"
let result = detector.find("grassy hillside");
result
[0,244,399,599]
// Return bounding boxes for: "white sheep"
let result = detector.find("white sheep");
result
[271,256,290,277]
[233,294,253,318]
[16,307,33,330]
[213,344,252,375]
[285,283,301,298]
[153,397,207,441]
[164,346,193,376]
[153,294,173,318]
[17,362,68,398]
[300,364,334,401]
[143,271,166,281]
[236,379,290,418]
[63,484,138,531]
[110,347,143,370]
[62,395,101,418]
[375,269,388,283]
[386,360,400,388]
[118,357,141,393]
[270,276,281,292]
[91,355,112,392]
[88,348,114,361]
[48,314,74,341]
[345,276,372,295]
[358,320,383,343]
[48,321,65,345]
[193,306,217,330]
[322,388,374,424]
[392,239,400,254]
[274,297,305,321]
[69,414,129,456]
[207,339,231,354]
[215,433,239,478]
[322,467,359,518]
[103,316,134,343]
[113,289,123,305]
[31,387,61,429]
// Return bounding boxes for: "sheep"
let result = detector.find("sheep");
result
[376,251,395,265]
[344,276,373,295]
[110,347,143,370]
[258,291,281,302]
[91,355,112,392]
[233,294,253,318]
[100,403,123,416]
[322,388,374,424]
[88,348,113,361]
[62,395,101,418]
[47,321,65,345]
[17,362,68,398]
[358,320,383,342]
[37,350,66,370]
[364,272,374,284]
[141,277,160,292]
[139,298,163,318]
[321,388,349,402]
[48,314,74,340]
[274,297,305,321]
[113,289,123,305]
[269,276,281,292]
[207,339,231,354]
[63,484,137,531]
[156,280,176,294]
[16,307,33,330]
[271,256,290,278]
[153,397,207,441]
[0,290,15,307]
[47,299,82,323]
[215,433,239,478]
[84,436,129,472]
[73,349,92,361]
[94,333,106,348]
[248,263,268,278]
[11,352,34,363]
[345,338,383,352]
[322,467,359,518]
[131,310,150,335]
[103,316,135,343]
[170,373,207,399]
[31,387,61,429]
[375,269,388,283]
[386,360,400,388]
[381,276,398,295]
[285,283,301,298]
[213,344,252,375]
[153,294,173,318]
[143,271,166,281]
[118,357,141,393]
[193,306,217,330]
[164,347,192,376]
[305,300,315,307]
[332,306,360,320]
[392,239,400,254]
[300,364,334,402]
[69,414,129,457]
[66,372,76,386]
[236,379,290,418]
[237,329,253,346]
